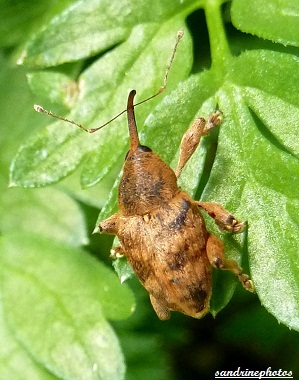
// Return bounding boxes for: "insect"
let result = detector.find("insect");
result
[35,31,254,320]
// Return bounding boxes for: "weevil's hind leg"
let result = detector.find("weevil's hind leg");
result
[197,202,247,233]
[206,234,255,293]
[175,111,223,178]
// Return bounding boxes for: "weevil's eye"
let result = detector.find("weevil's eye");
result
[125,145,152,160]
[138,145,152,152]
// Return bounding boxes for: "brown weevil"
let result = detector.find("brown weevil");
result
[35,31,254,320]
[98,91,254,320]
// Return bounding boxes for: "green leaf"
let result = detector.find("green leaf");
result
[0,232,135,380]
[0,187,88,246]
[0,301,57,380]
[0,0,72,48]
[27,71,79,108]
[112,257,135,284]
[11,22,193,188]
[231,0,299,47]
[20,0,196,67]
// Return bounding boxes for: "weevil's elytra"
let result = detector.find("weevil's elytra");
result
[34,30,254,319]
[99,90,254,320]
[168,198,190,230]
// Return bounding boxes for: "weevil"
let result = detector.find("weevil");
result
[98,90,254,320]
[35,31,254,320]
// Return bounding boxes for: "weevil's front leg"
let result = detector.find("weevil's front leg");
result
[96,212,122,235]
[197,202,247,233]
[206,233,254,292]
[97,214,127,259]
[175,111,222,178]
[109,245,125,259]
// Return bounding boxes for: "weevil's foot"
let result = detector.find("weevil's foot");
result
[217,218,247,234]
[239,274,255,293]
[204,110,223,133]
[197,202,246,234]
[109,246,125,259]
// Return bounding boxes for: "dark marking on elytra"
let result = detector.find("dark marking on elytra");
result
[187,286,208,311]
[167,251,187,271]
[169,198,190,230]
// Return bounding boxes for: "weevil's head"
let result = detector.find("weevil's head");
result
[118,90,179,216]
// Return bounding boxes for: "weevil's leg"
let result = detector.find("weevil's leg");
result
[206,234,255,292]
[95,213,121,235]
[175,111,223,178]
[97,214,126,258]
[109,246,125,259]
[197,202,247,233]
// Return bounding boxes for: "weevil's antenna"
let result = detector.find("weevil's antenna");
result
[33,104,127,133]
[133,29,184,108]
[34,29,184,133]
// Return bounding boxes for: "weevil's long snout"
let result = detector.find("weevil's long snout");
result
[127,90,140,151]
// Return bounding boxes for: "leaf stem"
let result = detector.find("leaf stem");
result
[204,0,231,72]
